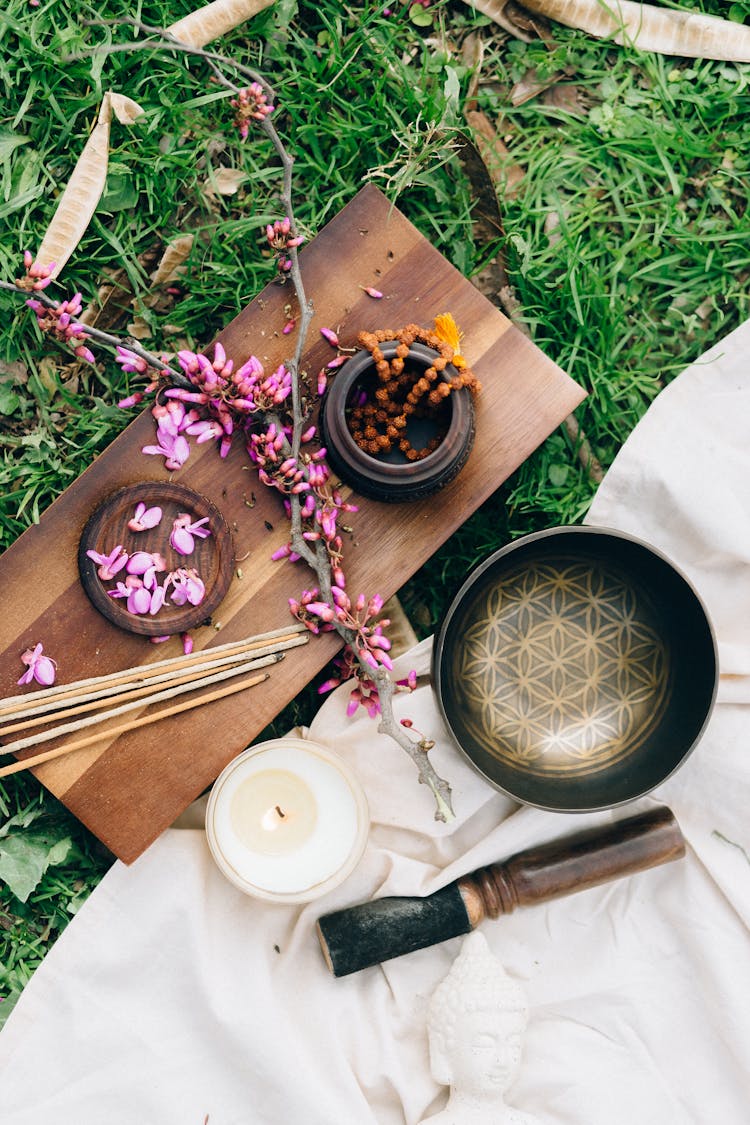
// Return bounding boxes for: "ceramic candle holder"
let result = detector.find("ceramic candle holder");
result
[205,737,369,904]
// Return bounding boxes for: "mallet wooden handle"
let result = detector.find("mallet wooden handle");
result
[458,805,684,926]
[317,806,685,977]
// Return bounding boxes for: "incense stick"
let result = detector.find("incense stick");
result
[1,633,308,727]
[0,654,283,758]
[0,671,270,779]
[0,623,307,718]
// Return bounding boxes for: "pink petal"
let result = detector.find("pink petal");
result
[170,527,195,555]
[34,656,57,685]
[127,551,156,575]
[149,587,166,615]
[127,586,152,614]
[133,505,163,530]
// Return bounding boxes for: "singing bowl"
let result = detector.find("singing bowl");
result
[433,527,717,811]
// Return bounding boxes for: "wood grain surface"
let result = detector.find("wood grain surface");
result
[0,185,586,863]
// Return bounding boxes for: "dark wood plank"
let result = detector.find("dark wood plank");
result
[0,185,585,862]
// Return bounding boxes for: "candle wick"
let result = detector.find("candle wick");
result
[275,805,286,819]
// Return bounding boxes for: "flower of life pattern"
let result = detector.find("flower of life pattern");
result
[456,561,670,777]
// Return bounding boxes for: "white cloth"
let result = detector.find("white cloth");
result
[2,320,750,1123]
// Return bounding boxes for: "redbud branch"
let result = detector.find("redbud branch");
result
[12,20,455,822]
[305,540,453,820]
[0,278,193,390]
[77,18,273,94]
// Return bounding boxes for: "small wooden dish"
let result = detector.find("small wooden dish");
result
[78,482,235,636]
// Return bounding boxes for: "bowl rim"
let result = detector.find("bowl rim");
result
[432,524,719,812]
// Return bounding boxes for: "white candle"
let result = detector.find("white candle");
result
[206,737,369,903]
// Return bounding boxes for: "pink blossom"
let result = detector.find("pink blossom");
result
[86,544,129,581]
[142,422,191,470]
[231,82,274,140]
[17,643,57,686]
[17,253,55,292]
[169,568,206,607]
[117,392,145,409]
[169,513,211,555]
[115,346,148,375]
[396,669,418,692]
[127,551,167,577]
[109,578,162,615]
[26,290,96,362]
[127,502,163,532]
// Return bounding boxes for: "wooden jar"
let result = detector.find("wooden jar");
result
[319,341,476,503]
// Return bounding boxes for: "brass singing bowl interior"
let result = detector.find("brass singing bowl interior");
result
[433,527,717,811]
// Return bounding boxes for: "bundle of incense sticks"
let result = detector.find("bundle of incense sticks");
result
[0,625,309,778]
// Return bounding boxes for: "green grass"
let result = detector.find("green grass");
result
[1,0,748,1022]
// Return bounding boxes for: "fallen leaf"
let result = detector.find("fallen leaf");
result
[167,0,276,48]
[34,92,145,278]
[37,356,60,397]
[462,31,485,106]
[0,359,28,385]
[150,234,195,287]
[511,67,564,106]
[77,246,162,332]
[0,834,72,904]
[201,167,248,198]
[465,108,525,199]
[542,82,584,114]
[518,0,750,61]
[127,317,153,340]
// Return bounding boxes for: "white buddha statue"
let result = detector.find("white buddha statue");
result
[418,931,539,1125]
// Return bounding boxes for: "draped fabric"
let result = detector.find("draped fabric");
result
[2,319,749,1124]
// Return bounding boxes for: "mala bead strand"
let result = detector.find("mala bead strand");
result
[347,324,479,461]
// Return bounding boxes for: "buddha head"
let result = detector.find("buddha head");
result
[427,931,529,1098]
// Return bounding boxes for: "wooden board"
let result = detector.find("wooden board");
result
[0,185,585,863]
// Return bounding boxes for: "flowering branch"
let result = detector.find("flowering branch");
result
[0,277,191,392]
[7,21,454,822]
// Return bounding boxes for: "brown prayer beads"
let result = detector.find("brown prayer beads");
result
[347,324,480,461]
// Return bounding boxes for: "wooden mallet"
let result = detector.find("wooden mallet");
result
[317,806,685,977]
